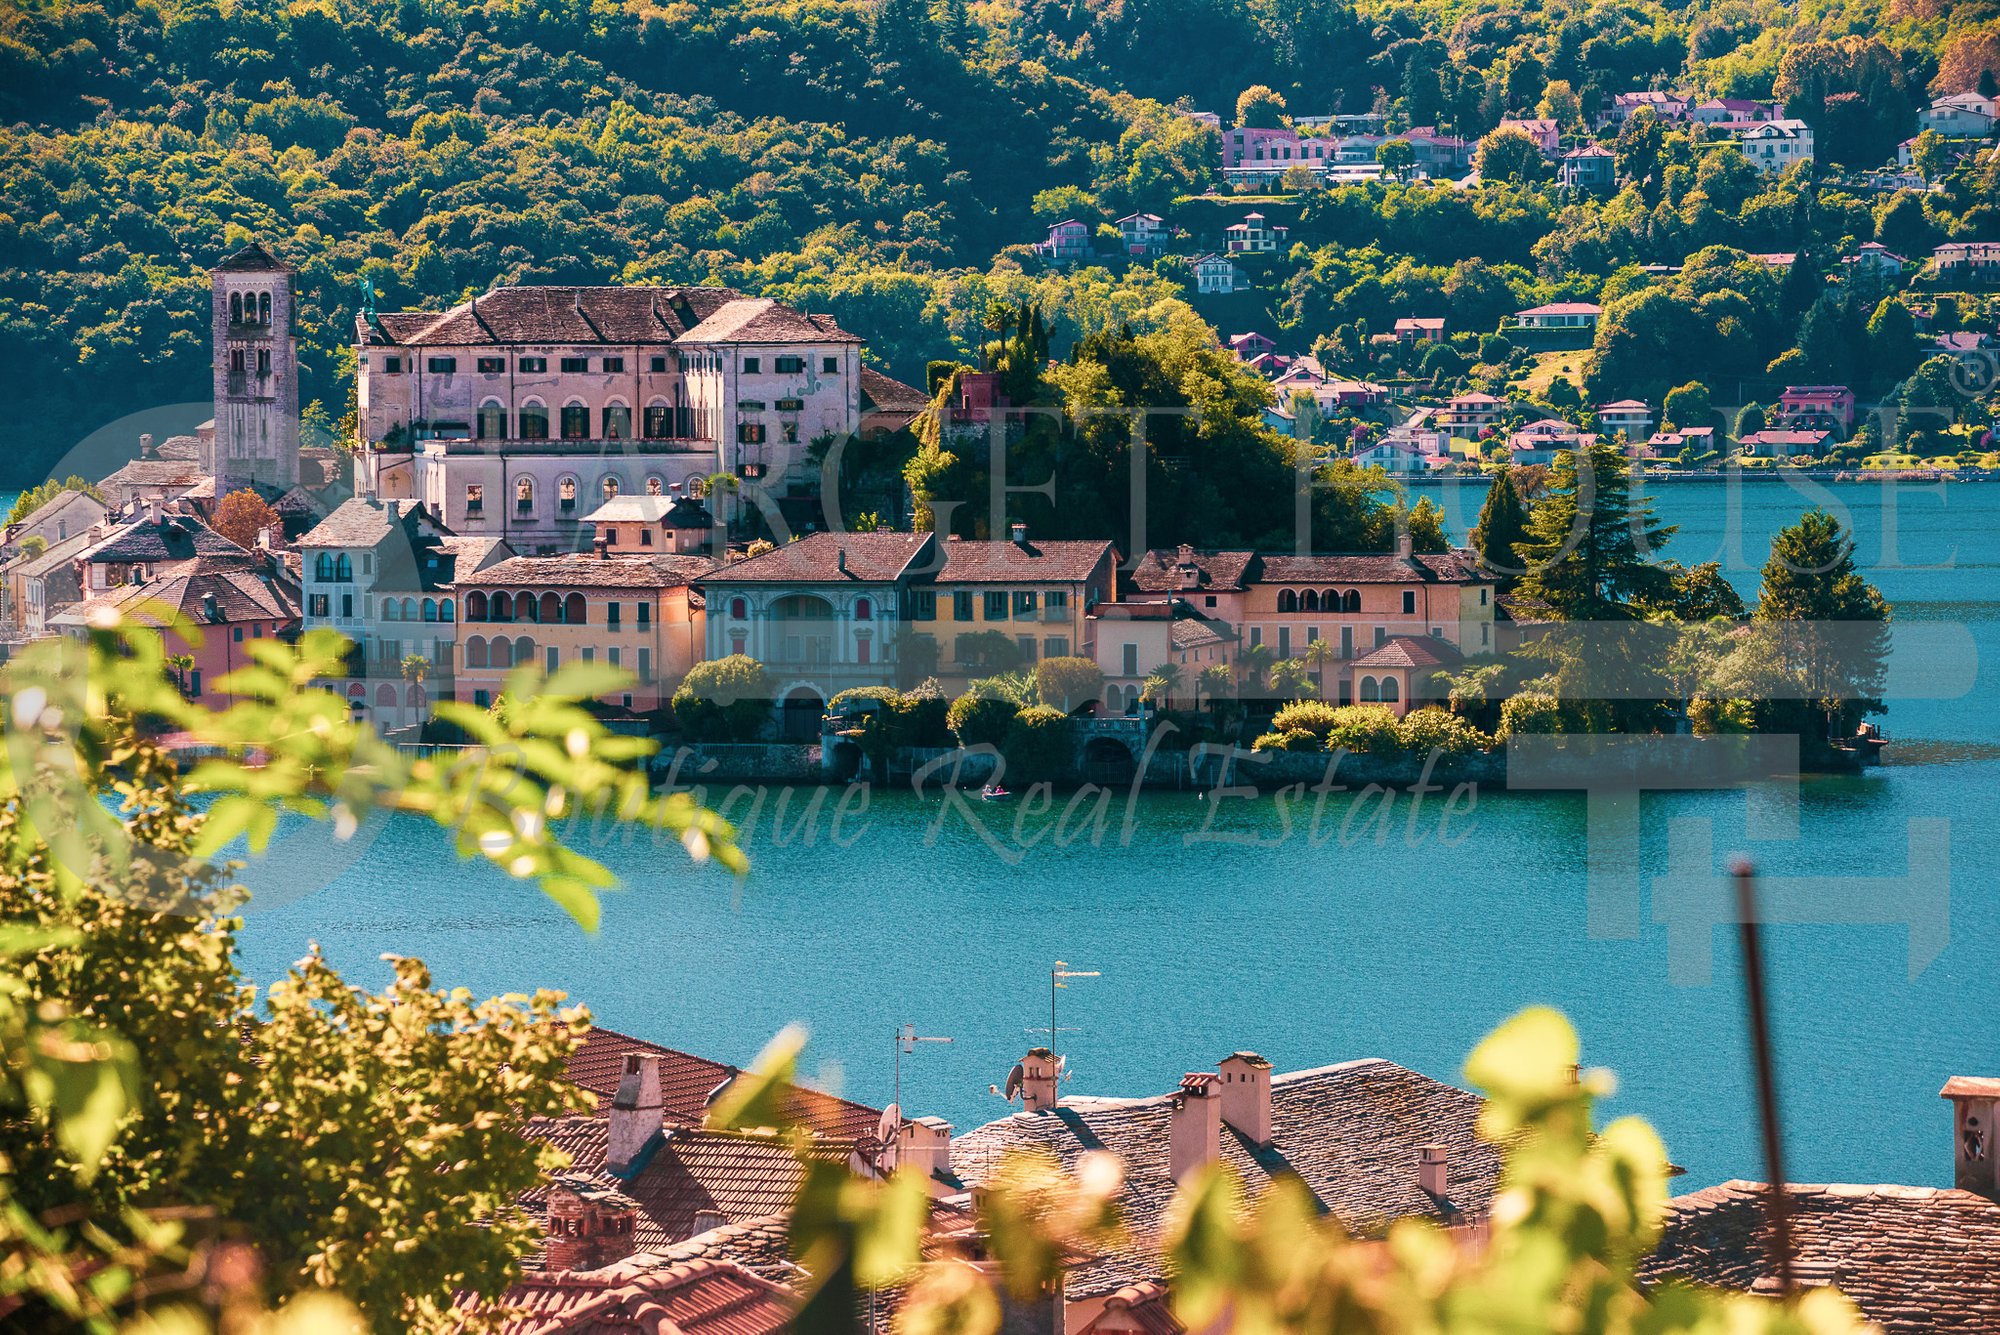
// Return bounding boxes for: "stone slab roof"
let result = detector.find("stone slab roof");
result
[937,538,1116,584]
[1255,550,1489,584]
[296,497,429,549]
[51,554,301,629]
[951,1057,1499,1300]
[214,241,286,272]
[81,515,246,565]
[1640,1180,2000,1332]
[363,286,744,347]
[699,532,935,585]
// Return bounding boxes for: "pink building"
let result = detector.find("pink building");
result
[1039,219,1091,262]
[1498,118,1561,154]
[1777,385,1856,434]
[1222,126,1335,170]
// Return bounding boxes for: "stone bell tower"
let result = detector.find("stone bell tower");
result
[207,241,301,493]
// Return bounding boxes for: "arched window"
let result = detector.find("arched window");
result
[562,401,590,440]
[258,292,271,324]
[422,598,437,622]
[440,598,455,622]
[730,597,747,620]
[516,476,534,513]
[1381,676,1400,703]
[490,637,512,669]
[564,593,587,624]
[408,684,424,708]
[492,592,514,621]
[1323,589,1340,611]
[382,599,399,621]
[540,592,562,623]
[477,401,507,440]
[600,475,621,500]
[646,475,664,496]
[230,293,243,323]
[314,553,333,580]
[1342,590,1361,613]
[514,636,536,665]
[1359,675,1378,701]
[334,553,352,581]
[402,597,417,620]
[519,401,549,440]
[1277,590,1297,613]
[517,593,538,623]
[375,684,397,708]
[558,476,577,513]
[466,591,488,621]
[466,636,488,668]
[603,403,632,440]
[854,597,873,621]
[1301,589,1320,612]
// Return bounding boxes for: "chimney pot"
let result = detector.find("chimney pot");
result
[1169,1071,1222,1181]
[606,1053,665,1174]
[1396,532,1414,561]
[1942,1077,2000,1199]
[1418,1143,1449,1198]
[1019,1048,1060,1112]
[145,498,161,526]
[896,1116,955,1196]
[1218,1052,1274,1147]
[544,1175,641,1272]
[1011,521,1029,546]
[139,432,155,458]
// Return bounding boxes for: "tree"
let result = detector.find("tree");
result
[1661,381,1714,433]
[1475,127,1543,184]
[1376,138,1416,180]
[1139,662,1181,708]
[1032,656,1104,712]
[1302,638,1337,695]
[1734,402,1767,444]
[1268,658,1314,701]
[211,488,284,551]
[6,475,103,526]
[165,651,196,694]
[1235,642,1276,695]
[1198,662,1236,709]
[1754,509,1891,740]
[1470,468,1530,589]
[1001,705,1075,783]
[954,629,1025,674]
[1647,561,1747,621]
[947,691,1020,747]
[1910,128,1953,183]
[1235,85,1286,129]
[1513,440,1676,622]
[1865,297,1922,392]
[1537,80,1583,130]
[672,654,773,741]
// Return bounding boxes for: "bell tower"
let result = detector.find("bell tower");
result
[208,241,301,493]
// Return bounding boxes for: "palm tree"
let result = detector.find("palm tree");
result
[1237,642,1276,697]
[1198,663,1236,714]
[1303,638,1337,698]
[165,653,195,696]
[1269,658,1314,702]
[1140,662,1182,710]
[400,653,431,685]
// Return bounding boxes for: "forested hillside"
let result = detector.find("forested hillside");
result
[1,0,1996,482]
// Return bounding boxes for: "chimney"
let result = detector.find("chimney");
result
[897,1115,955,1193]
[257,526,274,552]
[594,534,611,560]
[606,1053,665,1174]
[1020,1047,1060,1112]
[1011,521,1029,546]
[1169,1072,1222,1181]
[145,498,161,526]
[1396,532,1414,561]
[139,432,155,459]
[543,1175,639,1271]
[1941,1077,2000,1199]
[1218,1052,1273,1147]
[836,546,848,574]
[1418,1143,1449,1198]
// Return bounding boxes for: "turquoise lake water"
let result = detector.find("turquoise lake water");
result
[137,478,2000,1189]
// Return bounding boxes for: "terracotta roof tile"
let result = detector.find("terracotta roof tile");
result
[679,298,861,345]
[464,553,716,590]
[1347,635,1463,670]
[697,532,935,585]
[1640,1180,2000,1332]
[937,538,1115,584]
[565,1028,883,1142]
[1125,550,1257,594]
[951,1058,1500,1300]
[859,366,932,414]
[366,286,743,347]
[475,1254,798,1335]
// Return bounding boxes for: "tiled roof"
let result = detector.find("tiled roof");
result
[1639,1181,2000,1332]
[1348,634,1463,670]
[81,515,246,565]
[464,554,716,589]
[1254,550,1490,584]
[859,366,931,414]
[698,532,935,585]
[1078,1281,1185,1335]
[154,435,201,461]
[1170,616,1232,650]
[520,1119,850,1258]
[1517,302,1603,316]
[678,298,861,345]
[584,496,716,529]
[296,497,428,549]
[477,1254,797,1335]
[214,241,286,272]
[13,529,96,580]
[565,1028,883,1142]
[52,554,301,629]
[97,459,206,491]
[6,488,106,538]
[364,286,744,347]
[1125,549,1257,594]
[951,1058,1499,1300]
[649,1216,799,1285]
[937,538,1116,584]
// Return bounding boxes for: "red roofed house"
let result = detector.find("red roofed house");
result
[1514,301,1602,331]
[1507,418,1597,464]
[927,527,1119,686]
[1777,385,1856,434]
[1437,393,1507,436]
[1595,399,1654,439]
[1227,331,1277,360]
[1497,118,1560,154]
[1040,219,1092,263]
[1115,212,1169,255]
[1737,429,1829,459]
[1224,212,1289,254]
[1394,317,1445,344]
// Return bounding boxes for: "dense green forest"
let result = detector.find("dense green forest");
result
[2,0,1999,483]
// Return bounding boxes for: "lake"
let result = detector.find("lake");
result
[207,477,2000,1189]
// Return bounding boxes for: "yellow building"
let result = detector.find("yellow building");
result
[917,527,1118,685]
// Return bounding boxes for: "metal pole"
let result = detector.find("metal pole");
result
[1734,859,1795,1300]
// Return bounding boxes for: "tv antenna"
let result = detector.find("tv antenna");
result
[1031,961,1099,1053]
[893,1023,953,1111]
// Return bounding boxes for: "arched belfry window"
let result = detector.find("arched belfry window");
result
[230,293,243,324]
[258,291,271,324]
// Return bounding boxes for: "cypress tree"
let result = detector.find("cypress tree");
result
[1471,467,1530,589]
[1755,509,1891,740]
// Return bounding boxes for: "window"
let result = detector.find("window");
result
[477,404,506,439]
[516,477,534,512]
[230,293,242,323]
[856,637,871,665]
[1122,643,1139,675]
[638,648,651,680]
[561,357,589,373]
[258,292,270,323]
[1480,588,1489,606]
[1249,626,1262,648]
[608,648,620,669]
[911,591,936,620]
[953,591,973,621]
[775,356,805,374]
[1045,589,1068,619]
[1402,590,1416,614]
[466,484,484,515]
[640,530,653,546]
[341,593,353,618]
[984,591,1009,621]
[1205,595,1217,608]
[649,356,669,373]
[562,405,590,439]
[646,476,664,495]
[477,357,505,373]
[730,598,747,619]
[1375,625,1388,647]
[775,397,804,412]
[730,634,747,656]
[644,406,672,438]
[854,597,872,621]
[823,356,839,373]
[742,357,760,373]
[603,405,632,439]
[559,477,577,511]
[601,476,620,500]
[1016,635,1037,663]
[309,594,329,617]
[608,602,622,629]
[257,349,271,376]
[519,357,546,373]
[582,647,595,663]
[229,350,245,374]
[602,357,624,373]
[1044,636,1069,659]
[738,423,766,444]
[190,670,202,697]
[1013,590,1037,616]
[382,356,403,373]
[637,603,651,628]
[782,421,799,444]
[519,404,549,439]
[428,357,458,373]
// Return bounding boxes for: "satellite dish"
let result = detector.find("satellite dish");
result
[1003,1063,1025,1102]
[874,1102,902,1171]
[1054,1055,1067,1078]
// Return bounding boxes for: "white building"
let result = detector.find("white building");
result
[355,287,865,552]
[1192,253,1243,295]
[1734,119,1814,173]
[1224,212,1290,254]
[1919,92,1998,138]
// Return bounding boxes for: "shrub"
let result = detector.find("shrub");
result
[671,655,772,741]
[947,693,1020,748]
[1252,728,1322,752]
[827,686,898,717]
[1497,690,1565,738]
[1270,700,1343,738]
[1396,707,1493,756]
[1322,704,1402,757]
[1688,694,1754,735]
[1002,705,1075,784]
[1033,656,1105,712]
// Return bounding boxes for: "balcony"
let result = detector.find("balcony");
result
[423,436,714,456]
